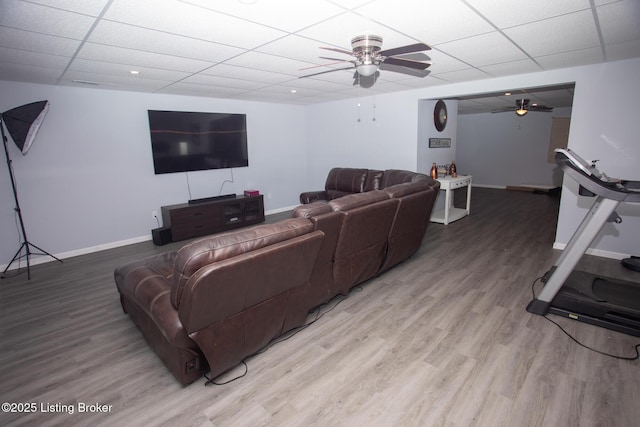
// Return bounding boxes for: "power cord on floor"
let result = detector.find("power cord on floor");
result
[204,289,355,386]
[530,276,640,361]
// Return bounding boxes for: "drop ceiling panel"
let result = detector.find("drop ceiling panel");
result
[257,35,349,65]
[504,9,601,57]
[605,39,640,61]
[159,82,250,98]
[224,51,316,76]
[436,31,528,67]
[61,70,173,91]
[0,61,62,84]
[0,0,638,107]
[479,58,541,77]
[103,0,286,49]
[596,1,640,45]
[88,21,245,63]
[0,0,96,39]
[296,12,418,51]
[433,67,490,83]
[68,58,192,82]
[181,73,268,90]
[356,0,495,45]
[281,77,351,92]
[200,64,293,84]
[183,0,345,33]
[465,0,591,28]
[76,43,215,73]
[534,47,603,69]
[0,47,70,70]
[426,51,475,74]
[24,0,110,16]
[0,27,81,57]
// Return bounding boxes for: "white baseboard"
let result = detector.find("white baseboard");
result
[552,242,629,260]
[1,208,299,272]
[1,235,152,272]
[471,184,506,189]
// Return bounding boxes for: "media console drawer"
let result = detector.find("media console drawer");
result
[160,195,264,243]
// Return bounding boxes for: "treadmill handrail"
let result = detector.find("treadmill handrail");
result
[555,150,640,203]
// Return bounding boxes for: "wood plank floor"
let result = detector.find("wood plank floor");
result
[1,188,639,426]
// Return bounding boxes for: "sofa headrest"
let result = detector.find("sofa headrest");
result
[364,170,383,192]
[383,180,431,198]
[325,168,368,193]
[382,169,430,188]
[171,217,313,308]
[329,190,389,212]
[292,201,332,218]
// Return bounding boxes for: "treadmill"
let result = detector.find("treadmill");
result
[527,148,640,336]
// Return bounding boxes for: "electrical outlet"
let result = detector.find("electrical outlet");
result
[151,210,157,219]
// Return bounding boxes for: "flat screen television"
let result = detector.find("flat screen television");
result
[148,110,248,174]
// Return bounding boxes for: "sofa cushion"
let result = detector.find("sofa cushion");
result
[325,167,368,194]
[382,169,430,188]
[328,190,389,212]
[171,217,313,308]
[383,180,431,198]
[364,169,384,191]
[292,201,332,218]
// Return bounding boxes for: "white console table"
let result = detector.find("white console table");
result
[430,175,472,225]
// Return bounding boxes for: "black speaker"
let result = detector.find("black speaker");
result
[152,227,172,246]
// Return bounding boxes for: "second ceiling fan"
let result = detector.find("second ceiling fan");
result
[492,99,554,116]
[300,34,431,82]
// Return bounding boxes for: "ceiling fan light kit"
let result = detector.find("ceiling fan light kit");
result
[492,98,554,116]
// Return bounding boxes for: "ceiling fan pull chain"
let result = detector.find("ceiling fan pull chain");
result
[372,82,377,122]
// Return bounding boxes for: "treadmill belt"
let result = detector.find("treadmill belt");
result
[592,277,640,311]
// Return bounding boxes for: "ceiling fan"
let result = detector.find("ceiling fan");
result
[492,99,554,116]
[299,35,431,82]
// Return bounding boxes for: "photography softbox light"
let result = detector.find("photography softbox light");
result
[1,100,61,279]
[2,100,50,154]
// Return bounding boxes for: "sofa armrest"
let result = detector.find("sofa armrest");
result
[300,190,329,204]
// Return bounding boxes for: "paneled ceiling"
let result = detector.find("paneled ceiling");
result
[1,0,638,109]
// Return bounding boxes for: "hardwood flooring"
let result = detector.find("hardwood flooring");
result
[1,188,639,426]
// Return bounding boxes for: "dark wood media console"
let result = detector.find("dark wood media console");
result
[161,195,264,242]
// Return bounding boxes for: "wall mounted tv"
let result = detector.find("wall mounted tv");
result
[148,110,248,174]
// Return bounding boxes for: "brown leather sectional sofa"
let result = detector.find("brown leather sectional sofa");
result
[114,168,439,385]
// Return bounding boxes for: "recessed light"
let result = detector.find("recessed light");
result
[290,89,297,93]
[130,70,140,75]
[504,92,511,96]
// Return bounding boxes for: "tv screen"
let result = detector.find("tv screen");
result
[148,110,248,174]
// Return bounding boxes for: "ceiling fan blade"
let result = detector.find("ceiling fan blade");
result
[379,63,430,78]
[319,56,353,62]
[320,46,354,56]
[491,108,515,113]
[394,52,430,61]
[300,60,352,71]
[299,65,354,79]
[530,106,554,112]
[382,56,430,70]
[379,42,430,57]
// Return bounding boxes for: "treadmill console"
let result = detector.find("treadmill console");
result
[555,148,602,178]
[555,148,640,201]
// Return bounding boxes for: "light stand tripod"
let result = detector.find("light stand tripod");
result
[1,101,62,280]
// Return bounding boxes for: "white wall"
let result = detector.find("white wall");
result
[0,82,308,267]
[305,57,640,258]
[457,108,572,188]
[304,90,424,189]
[2,57,639,269]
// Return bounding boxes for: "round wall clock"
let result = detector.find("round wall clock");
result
[434,100,447,132]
